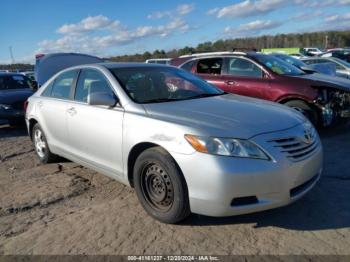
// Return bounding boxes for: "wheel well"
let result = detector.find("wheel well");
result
[28,119,38,140]
[127,142,159,187]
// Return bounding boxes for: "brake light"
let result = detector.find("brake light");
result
[35,54,45,60]
[24,100,29,112]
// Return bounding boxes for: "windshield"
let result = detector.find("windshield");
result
[0,74,32,90]
[332,57,350,68]
[254,54,306,76]
[273,54,306,68]
[110,67,224,103]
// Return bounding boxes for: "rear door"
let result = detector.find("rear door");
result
[221,57,271,99]
[193,58,227,91]
[66,68,124,177]
[37,69,78,151]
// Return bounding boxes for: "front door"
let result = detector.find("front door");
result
[66,69,124,177]
[222,57,271,99]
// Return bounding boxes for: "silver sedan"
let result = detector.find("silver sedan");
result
[25,63,323,223]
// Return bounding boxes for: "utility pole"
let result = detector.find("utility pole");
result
[9,46,15,64]
[325,35,329,50]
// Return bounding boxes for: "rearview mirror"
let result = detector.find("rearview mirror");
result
[88,92,118,107]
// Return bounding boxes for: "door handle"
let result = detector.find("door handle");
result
[67,107,77,116]
[225,80,236,86]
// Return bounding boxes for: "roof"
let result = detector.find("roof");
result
[0,72,26,77]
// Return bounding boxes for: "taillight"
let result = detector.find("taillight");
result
[24,100,29,112]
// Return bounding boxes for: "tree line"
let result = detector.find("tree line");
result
[1,30,350,69]
[108,30,350,62]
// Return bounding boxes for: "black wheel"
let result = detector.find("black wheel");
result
[284,100,319,126]
[133,147,190,224]
[32,123,58,164]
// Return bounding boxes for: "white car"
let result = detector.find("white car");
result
[25,63,323,223]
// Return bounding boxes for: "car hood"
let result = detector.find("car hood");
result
[0,88,34,104]
[296,73,350,92]
[143,94,305,139]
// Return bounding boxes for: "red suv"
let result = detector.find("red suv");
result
[171,52,350,126]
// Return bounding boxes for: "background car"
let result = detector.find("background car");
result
[302,47,324,56]
[302,57,350,79]
[172,52,350,127]
[26,63,322,223]
[322,48,350,63]
[271,53,336,76]
[145,58,171,65]
[0,72,34,126]
[35,53,105,87]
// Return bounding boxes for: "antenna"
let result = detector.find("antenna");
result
[9,46,15,64]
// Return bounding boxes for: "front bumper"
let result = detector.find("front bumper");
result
[172,125,323,217]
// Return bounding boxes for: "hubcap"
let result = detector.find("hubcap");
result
[34,129,46,158]
[141,163,174,212]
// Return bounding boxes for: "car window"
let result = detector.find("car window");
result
[75,69,115,103]
[50,70,78,99]
[197,58,222,75]
[0,75,31,90]
[180,60,195,72]
[227,58,263,78]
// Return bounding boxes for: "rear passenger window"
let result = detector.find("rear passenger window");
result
[50,70,77,99]
[181,60,195,72]
[227,58,262,78]
[74,69,114,103]
[197,58,222,75]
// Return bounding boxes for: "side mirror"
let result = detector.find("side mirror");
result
[88,92,118,107]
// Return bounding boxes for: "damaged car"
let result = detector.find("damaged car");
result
[173,52,350,127]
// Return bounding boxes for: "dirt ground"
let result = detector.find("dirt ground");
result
[0,123,349,255]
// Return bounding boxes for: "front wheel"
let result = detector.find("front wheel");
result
[133,147,190,224]
[284,100,319,126]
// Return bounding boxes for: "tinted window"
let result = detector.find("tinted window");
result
[51,70,77,99]
[227,58,263,78]
[255,55,305,76]
[197,58,222,75]
[41,81,54,97]
[180,60,195,72]
[110,67,224,104]
[0,75,31,90]
[75,69,114,103]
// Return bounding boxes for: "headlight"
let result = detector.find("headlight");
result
[0,104,12,110]
[185,135,270,160]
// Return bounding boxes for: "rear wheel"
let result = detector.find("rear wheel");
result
[133,147,190,224]
[32,123,58,163]
[284,100,319,126]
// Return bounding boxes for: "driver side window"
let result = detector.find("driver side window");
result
[227,58,263,78]
[74,69,115,103]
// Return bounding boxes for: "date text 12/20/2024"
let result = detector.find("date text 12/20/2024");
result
[127,256,219,261]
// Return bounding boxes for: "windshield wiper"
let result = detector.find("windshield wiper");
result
[144,98,178,103]
[187,93,226,99]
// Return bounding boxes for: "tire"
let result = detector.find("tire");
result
[284,100,319,126]
[32,123,58,164]
[133,147,191,224]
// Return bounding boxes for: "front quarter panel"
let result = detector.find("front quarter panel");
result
[122,110,197,179]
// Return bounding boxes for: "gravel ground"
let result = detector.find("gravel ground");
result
[0,123,349,255]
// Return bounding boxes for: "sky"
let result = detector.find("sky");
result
[0,0,350,64]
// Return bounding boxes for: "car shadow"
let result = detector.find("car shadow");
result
[0,123,28,138]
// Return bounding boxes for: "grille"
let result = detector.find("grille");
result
[268,127,319,161]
